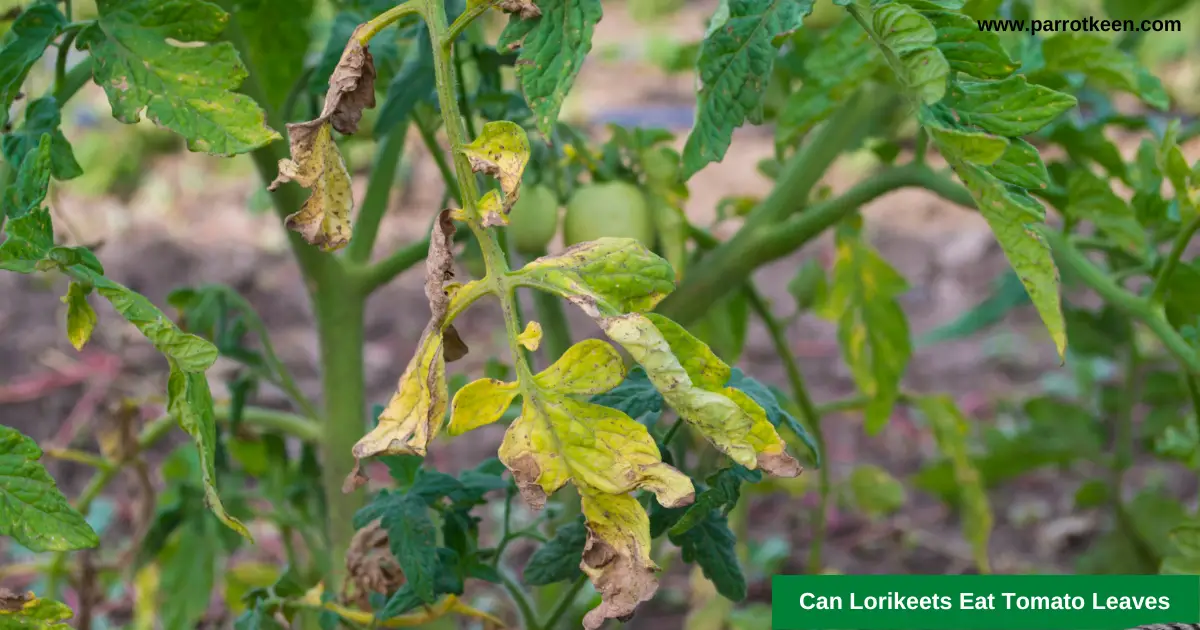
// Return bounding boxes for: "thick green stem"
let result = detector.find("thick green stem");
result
[1149,212,1200,305]
[346,122,410,264]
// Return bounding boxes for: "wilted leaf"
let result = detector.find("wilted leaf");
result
[579,491,660,630]
[495,0,543,19]
[0,589,73,629]
[683,0,815,177]
[524,518,587,585]
[918,395,992,572]
[500,0,602,137]
[78,0,279,155]
[88,272,219,373]
[0,425,98,552]
[511,237,676,316]
[599,313,800,476]
[870,2,949,104]
[269,120,354,252]
[461,121,531,214]
[61,281,96,351]
[814,224,911,433]
[0,4,64,129]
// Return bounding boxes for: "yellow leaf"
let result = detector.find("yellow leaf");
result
[270,120,354,251]
[533,338,625,394]
[498,392,693,510]
[448,378,519,436]
[0,589,72,628]
[133,565,158,630]
[579,491,659,630]
[61,281,96,351]
[600,312,800,477]
[476,190,508,227]
[461,121,530,214]
[517,320,542,351]
[353,329,448,460]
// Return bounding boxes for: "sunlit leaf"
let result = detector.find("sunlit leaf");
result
[0,425,98,552]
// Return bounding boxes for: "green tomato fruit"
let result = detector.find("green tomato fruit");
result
[509,184,560,255]
[641,146,681,185]
[563,181,657,247]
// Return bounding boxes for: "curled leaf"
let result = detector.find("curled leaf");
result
[326,25,377,135]
[461,121,531,214]
[426,209,469,362]
[580,492,658,630]
[477,190,508,227]
[510,237,676,316]
[498,0,542,19]
[270,120,353,251]
[518,321,542,351]
[353,328,448,460]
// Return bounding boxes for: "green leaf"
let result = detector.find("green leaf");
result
[78,0,281,155]
[166,361,252,540]
[159,515,221,630]
[0,591,74,629]
[952,161,1065,359]
[2,133,51,221]
[869,3,949,104]
[511,237,676,316]
[668,465,759,536]
[2,98,82,181]
[1040,33,1168,111]
[926,122,1008,165]
[235,0,314,111]
[1066,169,1147,254]
[925,10,1016,79]
[726,368,820,465]
[353,492,440,603]
[0,425,98,552]
[523,518,587,585]
[234,603,286,630]
[0,3,64,128]
[776,19,879,144]
[918,395,992,573]
[62,281,97,351]
[589,367,663,423]
[848,464,907,517]
[84,274,219,372]
[670,510,746,602]
[501,0,603,138]
[945,75,1077,137]
[987,138,1048,189]
[683,0,815,177]
[815,222,911,433]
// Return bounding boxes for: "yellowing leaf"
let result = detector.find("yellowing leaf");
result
[534,338,625,394]
[449,378,519,436]
[494,0,542,19]
[599,313,800,477]
[499,392,693,510]
[270,121,353,251]
[0,588,73,628]
[476,190,508,227]
[511,237,676,316]
[61,281,96,351]
[353,329,448,460]
[579,491,659,630]
[518,320,542,351]
[461,121,531,214]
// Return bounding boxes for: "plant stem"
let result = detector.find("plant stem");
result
[356,0,421,42]
[541,575,588,630]
[500,572,541,630]
[347,121,410,264]
[54,57,92,104]
[356,236,431,293]
[1040,227,1200,374]
[54,29,79,98]
[743,286,829,573]
[1149,212,1200,305]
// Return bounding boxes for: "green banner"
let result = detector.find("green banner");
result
[772,575,1200,629]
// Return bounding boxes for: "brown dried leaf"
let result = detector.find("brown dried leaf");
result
[345,520,404,608]
[498,0,542,19]
[580,492,659,630]
[270,119,354,251]
[0,589,30,613]
[324,25,377,135]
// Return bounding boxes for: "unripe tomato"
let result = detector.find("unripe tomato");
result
[562,181,656,247]
[641,147,680,185]
[509,185,560,255]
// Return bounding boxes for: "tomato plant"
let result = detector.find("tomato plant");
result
[3,0,1200,627]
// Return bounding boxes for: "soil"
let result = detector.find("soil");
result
[3,2,1199,628]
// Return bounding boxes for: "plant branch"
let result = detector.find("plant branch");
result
[413,106,463,205]
[1040,227,1200,374]
[1149,212,1200,305]
[356,236,431,293]
[500,572,540,630]
[356,0,421,43]
[444,0,491,46]
[542,575,589,630]
[347,121,410,264]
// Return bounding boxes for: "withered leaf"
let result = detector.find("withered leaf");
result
[326,25,378,135]
[427,209,469,362]
[498,0,542,19]
[270,119,353,252]
[461,121,531,215]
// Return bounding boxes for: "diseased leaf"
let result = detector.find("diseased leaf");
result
[517,321,542,351]
[579,491,660,630]
[534,338,626,394]
[598,313,801,476]
[0,3,64,129]
[1066,169,1146,254]
[925,10,1016,79]
[167,361,253,540]
[449,377,518,436]
[501,0,603,137]
[352,493,440,603]
[62,281,97,351]
[523,518,587,585]
[269,120,354,252]
[1040,33,1168,110]
[1,98,82,181]
[495,0,543,19]
[511,237,676,316]
[926,122,1008,165]
[0,425,98,552]
[0,589,73,629]
[987,138,1048,189]
[870,3,949,104]
[683,0,816,177]
[78,0,279,155]
[945,75,1077,137]
[814,224,911,433]
[918,395,993,572]
[461,120,531,218]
